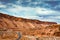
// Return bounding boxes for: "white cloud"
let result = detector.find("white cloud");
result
[16,0,31,5]
[5,4,59,15]
[6,5,36,16]
[54,16,60,19]
[1,4,59,18]
[0,2,7,8]
[0,4,7,8]
[35,7,59,15]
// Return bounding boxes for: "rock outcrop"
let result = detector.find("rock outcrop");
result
[0,13,60,39]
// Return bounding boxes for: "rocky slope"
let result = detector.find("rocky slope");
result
[0,13,60,38]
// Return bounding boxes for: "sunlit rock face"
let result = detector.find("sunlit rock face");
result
[0,13,60,38]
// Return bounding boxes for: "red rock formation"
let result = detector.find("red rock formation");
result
[0,13,60,38]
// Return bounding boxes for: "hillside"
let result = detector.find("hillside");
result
[0,13,60,40]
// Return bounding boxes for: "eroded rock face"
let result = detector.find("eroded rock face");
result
[0,13,60,38]
[0,29,19,40]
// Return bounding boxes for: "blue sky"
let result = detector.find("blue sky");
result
[0,0,60,23]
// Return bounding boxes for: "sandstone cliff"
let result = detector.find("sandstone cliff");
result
[0,13,60,38]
